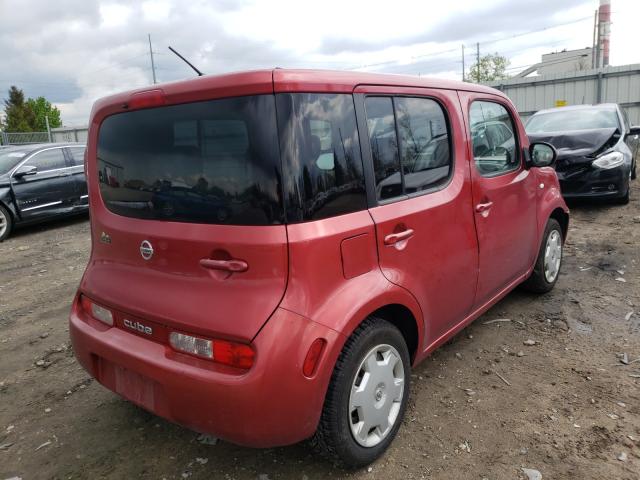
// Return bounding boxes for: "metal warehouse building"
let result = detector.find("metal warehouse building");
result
[487,63,640,125]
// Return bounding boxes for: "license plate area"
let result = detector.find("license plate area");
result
[98,358,160,412]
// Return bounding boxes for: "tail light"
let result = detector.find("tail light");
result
[169,331,255,370]
[80,295,114,326]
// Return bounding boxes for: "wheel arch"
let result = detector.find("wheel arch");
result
[549,207,569,241]
[366,304,420,363]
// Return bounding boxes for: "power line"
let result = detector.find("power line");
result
[347,16,593,72]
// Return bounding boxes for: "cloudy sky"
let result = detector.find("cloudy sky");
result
[1,0,638,126]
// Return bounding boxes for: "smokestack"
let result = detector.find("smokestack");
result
[598,0,611,67]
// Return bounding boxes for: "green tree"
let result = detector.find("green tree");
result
[26,96,62,131]
[467,53,510,83]
[1,87,62,133]
[3,86,35,132]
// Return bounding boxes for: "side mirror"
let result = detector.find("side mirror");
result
[529,142,557,168]
[13,165,37,178]
[628,125,640,136]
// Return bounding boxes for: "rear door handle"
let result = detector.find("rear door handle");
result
[384,229,414,246]
[199,258,248,272]
[475,201,493,213]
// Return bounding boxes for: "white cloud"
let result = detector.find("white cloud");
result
[0,0,638,126]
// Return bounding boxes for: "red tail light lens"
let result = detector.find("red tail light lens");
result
[303,338,327,377]
[169,331,255,369]
[79,295,114,326]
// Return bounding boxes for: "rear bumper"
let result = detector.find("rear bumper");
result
[70,299,343,447]
[558,164,629,199]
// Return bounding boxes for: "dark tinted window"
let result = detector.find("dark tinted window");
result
[69,147,85,166]
[365,97,401,200]
[277,93,366,222]
[470,101,519,177]
[526,107,619,133]
[395,97,451,193]
[25,148,67,171]
[97,95,283,225]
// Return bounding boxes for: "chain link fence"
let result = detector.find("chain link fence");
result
[1,126,88,145]
[1,131,50,145]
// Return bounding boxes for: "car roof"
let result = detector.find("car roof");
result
[532,103,619,116]
[0,142,85,154]
[92,68,505,116]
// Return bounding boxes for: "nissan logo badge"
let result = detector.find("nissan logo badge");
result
[140,240,154,260]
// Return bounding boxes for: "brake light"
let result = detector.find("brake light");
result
[127,89,166,110]
[80,295,113,326]
[169,331,255,369]
[303,338,327,377]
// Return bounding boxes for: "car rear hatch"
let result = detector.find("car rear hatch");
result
[81,75,287,342]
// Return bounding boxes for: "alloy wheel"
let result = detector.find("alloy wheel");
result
[0,209,7,239]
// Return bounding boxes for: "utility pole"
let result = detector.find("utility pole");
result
[476,43,480,83]
[461,44,465,82]
[44,115,52,142]
[148,34,157,84]
[592,9,598,68]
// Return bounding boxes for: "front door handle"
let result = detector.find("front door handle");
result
[384,229,414,246]
[475,201,493,213]
[199,258,248,272]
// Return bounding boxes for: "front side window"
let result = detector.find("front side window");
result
[470,101,519,177]
[25,148,67,172]
[97,95,283,225]
[277,93,366,222]
[69,147,86,166]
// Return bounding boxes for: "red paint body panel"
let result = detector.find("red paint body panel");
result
[70,298,344,447]
[457,91,540,306]
[355,85,479,349]
[71,69,568,448]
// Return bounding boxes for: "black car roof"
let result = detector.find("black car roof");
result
[0,142,85,154]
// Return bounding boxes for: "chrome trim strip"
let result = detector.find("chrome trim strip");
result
[21,200,63,212]
[80,195,88,199]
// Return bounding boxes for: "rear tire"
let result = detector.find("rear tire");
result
[0,204,13,242]
[310,317,410,468]
[521,218,563,294]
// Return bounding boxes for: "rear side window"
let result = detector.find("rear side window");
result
[97,95,283,225]
[277,93,366,222]
[69,147,85,166]
[25,148,67,172]
[365,96,452,201]
[365,97,402,201]
[395,97,451,194]
[470,101,519,177]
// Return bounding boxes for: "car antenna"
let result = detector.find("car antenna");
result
[168,46,204,76]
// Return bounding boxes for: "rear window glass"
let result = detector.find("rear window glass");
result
[97,95,283,225]
[276,93,366,222]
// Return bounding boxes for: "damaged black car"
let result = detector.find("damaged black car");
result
[526,104,639,204]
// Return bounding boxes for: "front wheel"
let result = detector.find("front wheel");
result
[521,218,563,293]
[0,204,13,242]
[311,317,410,468]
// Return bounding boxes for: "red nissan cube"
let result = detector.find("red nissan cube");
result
[70,69,568,467]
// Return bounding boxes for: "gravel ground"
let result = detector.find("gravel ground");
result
[1,185,639,480]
